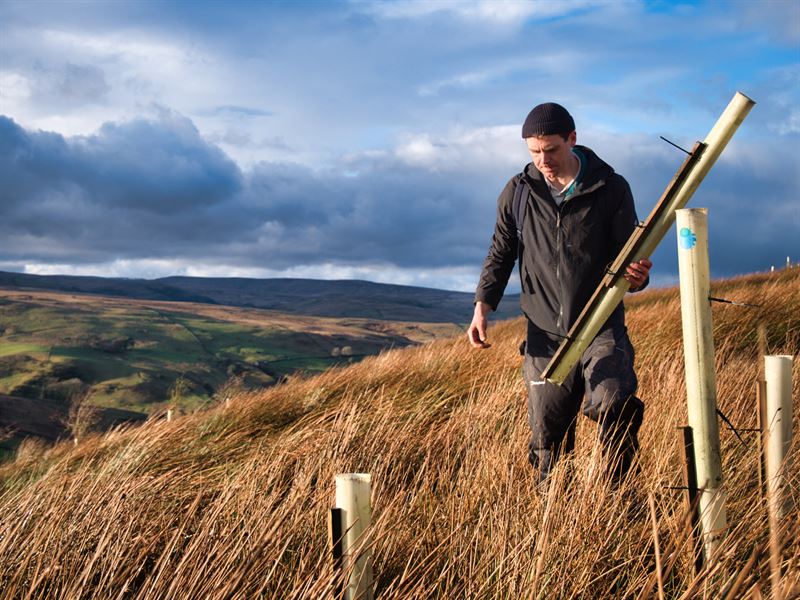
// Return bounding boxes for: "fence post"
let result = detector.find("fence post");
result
[676,208,727,563]
[756,379,767,499]
[334,473,374,600]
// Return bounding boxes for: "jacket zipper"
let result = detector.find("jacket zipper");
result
[555,208,564,332]
[553,179,605,334]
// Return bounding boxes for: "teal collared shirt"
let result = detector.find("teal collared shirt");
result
[547,148,586,206]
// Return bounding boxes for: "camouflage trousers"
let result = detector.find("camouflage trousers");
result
[521,322,644,484]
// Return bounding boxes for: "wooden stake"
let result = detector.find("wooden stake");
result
[756,379,767,500]
[678,426,703,574]
[757,324,767,373]
[328,508,345,600]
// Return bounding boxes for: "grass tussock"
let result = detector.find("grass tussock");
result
[0,269,798,598]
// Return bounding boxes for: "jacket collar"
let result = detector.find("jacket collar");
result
[522,145,614,201]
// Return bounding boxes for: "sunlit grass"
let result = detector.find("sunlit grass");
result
[0,269,797,598]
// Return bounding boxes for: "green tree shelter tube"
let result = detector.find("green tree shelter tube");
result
[541,91,756,385]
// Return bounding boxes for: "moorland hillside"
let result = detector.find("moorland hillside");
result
[0,268,797,598]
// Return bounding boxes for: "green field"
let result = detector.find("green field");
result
[0,291,452,417]
[0,343,49,358]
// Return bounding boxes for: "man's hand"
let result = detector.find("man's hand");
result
[625,258,652,291]
[467,301,492,349]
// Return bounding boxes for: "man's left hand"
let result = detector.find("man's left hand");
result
[625,258,652,291]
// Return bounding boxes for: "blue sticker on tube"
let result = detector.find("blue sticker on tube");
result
[679,227,697,250]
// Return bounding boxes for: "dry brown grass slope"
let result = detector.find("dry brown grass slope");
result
[0,269,798,599]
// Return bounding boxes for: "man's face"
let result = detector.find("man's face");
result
[525,131,577,183]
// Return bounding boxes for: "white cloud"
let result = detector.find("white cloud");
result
[359,0,607,24]
[416,52,585,97]
[0,71,32,102]
[2,27,234,139]
[22,259,187,279]
[417,70,493,97]
[40,29,197,75]
[395,134,440,165]
[393,124,525,171]
[458,0,606,23]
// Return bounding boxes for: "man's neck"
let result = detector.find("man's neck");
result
[546,151,580,190]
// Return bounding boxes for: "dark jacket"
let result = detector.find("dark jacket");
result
[475,145,643,352]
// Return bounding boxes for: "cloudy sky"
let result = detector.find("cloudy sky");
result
[1,0,798,292]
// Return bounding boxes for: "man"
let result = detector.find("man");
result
[467,102,651,484]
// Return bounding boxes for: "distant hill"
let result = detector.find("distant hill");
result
[0,271,522,323]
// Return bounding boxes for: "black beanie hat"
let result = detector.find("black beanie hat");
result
[521,102,575,138]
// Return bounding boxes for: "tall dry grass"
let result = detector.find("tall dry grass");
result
[0,269,798,599]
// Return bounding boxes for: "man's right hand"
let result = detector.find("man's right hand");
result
[467,301,492,349]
